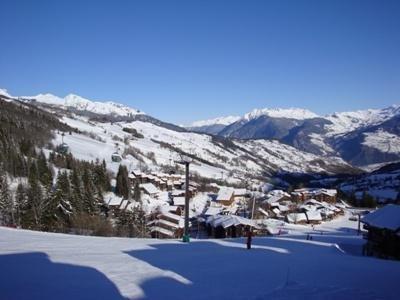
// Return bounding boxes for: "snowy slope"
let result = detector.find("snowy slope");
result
[0,88,12,98]
[1,218,399,300]
[190,115,241,127]
[21,92,144,117]
[55,114,353,183]
[325,105,400,136]
[243,107,319,121]
[363,130,400,154]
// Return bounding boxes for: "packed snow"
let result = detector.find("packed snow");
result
[1,212,399,300]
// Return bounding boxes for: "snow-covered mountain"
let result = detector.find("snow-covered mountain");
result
[325,105,400,136]
[190,115,241,127]
[243,107,319,121]
[22,92,144,117]
[0,91,359,183]
[189,104,400,167]
[0,88,12,99]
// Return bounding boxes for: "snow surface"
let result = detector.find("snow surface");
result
[190,115,241,127]
[243,107,319,121]
[363,130,400,154]
[325,105,400,136]
[189,107,318,128]
[1,214,399,300]
[54,115,347,184]
[22,92,144,117]
[0,88,12,98]
[361,204,400,231]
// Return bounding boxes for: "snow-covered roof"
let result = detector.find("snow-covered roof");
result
[305,211,322,221]
[361,204,400,231]
[204,206,222,216]
[264,194,287,205]
[173,197,186,206]
[107,195,123,206]
[258,207,269,217]
[140,183,159,195]
[158,212,184,227]
[286,213,308,223]
[216,188,234,201]
[206,215,258,229]
[304,199,323,206]
[171,190,185,196]
[234,189,248,197]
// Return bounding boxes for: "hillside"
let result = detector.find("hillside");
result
[0,91,358,184]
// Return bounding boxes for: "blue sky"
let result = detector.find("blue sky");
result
[0,0,399,124]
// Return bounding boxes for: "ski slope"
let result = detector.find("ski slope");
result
[1,215,399,300]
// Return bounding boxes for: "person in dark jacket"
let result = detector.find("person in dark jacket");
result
[246,226,252,250]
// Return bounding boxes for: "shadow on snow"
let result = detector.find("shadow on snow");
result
[0,252,127,300]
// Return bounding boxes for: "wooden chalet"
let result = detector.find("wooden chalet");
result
[361,205,400,260]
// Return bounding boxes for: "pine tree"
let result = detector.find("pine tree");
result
[0,170,14,226]
[133,181,141,202]
[69,167,83,213]
[37,150,53,187]
[15,182,27,227]
[115,165,130,199]
[42,171,72,231]
[82,166,98,215]
[26,161,45,229]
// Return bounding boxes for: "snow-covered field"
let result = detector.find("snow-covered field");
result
[1,214,399,300]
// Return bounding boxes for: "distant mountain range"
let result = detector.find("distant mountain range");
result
[1,88,399,168]
[189,105,400,167]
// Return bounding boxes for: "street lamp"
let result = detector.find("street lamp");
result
[175,155,192,243]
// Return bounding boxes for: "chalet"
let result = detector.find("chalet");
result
[292,188,337,203]
[361,204,400,260]
[173,196,186,207]
[305,210,322,224]
[233,189,249,202]
[286,212,308,224]
[148,212,185,239]
[206,215,258,238]
[140,183,159,197]
[106,195,124,215]
[314,189,337,203]
[216,188,235,206]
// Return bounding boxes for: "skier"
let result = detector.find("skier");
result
[246,226,252,250]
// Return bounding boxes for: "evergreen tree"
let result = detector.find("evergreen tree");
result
[37,150,53,187]
[0,169,14,226]
[361,191,376,208]
[14,182,27,227]
[26,161,45,229]
[82,166,98,215]
[42,171,72,231]
[115,165,130,199]
[133,181,141,202]
[69,167,83,213]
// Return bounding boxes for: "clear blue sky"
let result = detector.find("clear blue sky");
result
[1,0,399,124]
